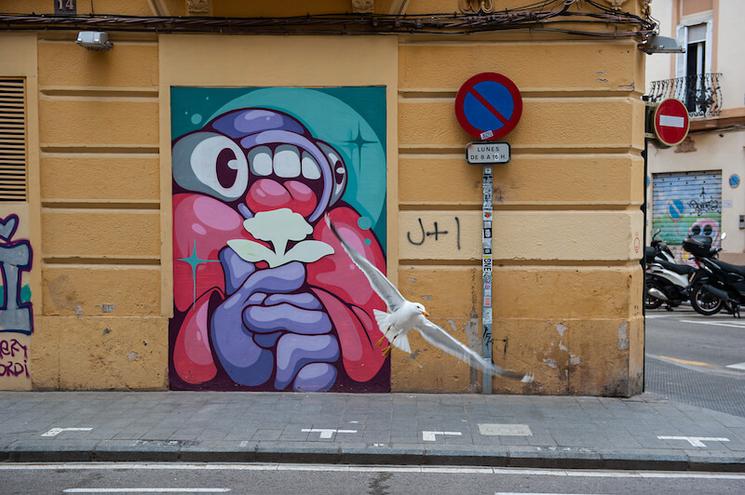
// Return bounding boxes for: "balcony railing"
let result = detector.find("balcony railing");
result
[649,73,722,119]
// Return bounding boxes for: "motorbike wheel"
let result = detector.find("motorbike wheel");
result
[690,283,724,316]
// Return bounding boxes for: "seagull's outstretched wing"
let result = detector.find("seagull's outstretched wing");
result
[325,216,406,311]
[414,317,533,382]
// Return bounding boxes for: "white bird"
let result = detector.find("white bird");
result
[325,216,533,383]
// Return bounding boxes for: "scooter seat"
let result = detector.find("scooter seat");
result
[656,259,695,276]
[713,260,745,277]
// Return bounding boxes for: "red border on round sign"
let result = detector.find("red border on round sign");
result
[454,72,523,141]
[653,98,690,147]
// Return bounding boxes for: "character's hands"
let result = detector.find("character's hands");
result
[210,248,339,391]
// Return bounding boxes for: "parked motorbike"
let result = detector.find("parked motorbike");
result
[685,233,745,318]
[644,230,696,311]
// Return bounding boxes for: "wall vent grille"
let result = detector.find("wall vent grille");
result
[0,78,27,202]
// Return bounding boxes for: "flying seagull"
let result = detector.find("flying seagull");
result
[325,216,533,383]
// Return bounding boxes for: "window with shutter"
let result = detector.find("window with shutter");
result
[0,79,27,202]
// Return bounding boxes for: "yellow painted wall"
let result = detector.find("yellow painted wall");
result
[0,1,646,395]
[33,35,166,390]
[395,37,645,395]
[0,35,41,391]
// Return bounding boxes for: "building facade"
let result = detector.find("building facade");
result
[0,0,647,395]
[646,0,745,263]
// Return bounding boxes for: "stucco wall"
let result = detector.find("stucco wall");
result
[395,37,644,395]
[648,131,745,258]
[1,0,646,395]
[717,1,745,112]
[0,34,42,391]
[645,0,745,261]
[644,0,675,84]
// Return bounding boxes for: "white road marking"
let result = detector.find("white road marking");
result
[659,115,685,128]
[4,463,745,480]
[657,436,730,447]
[726,362,745,370]
[422,431,462,441]
[41,427,93,437]
[679,319,745,329]
[301,428,357,439]
[495,493,604,495]
[63,490,229,493]
[478,424,532,436]
[644,314,675,319]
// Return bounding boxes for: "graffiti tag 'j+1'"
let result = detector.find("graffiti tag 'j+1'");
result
[406,217,462,250]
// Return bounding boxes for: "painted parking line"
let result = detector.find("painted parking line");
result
[6,464,745,480]
[495,493,604,495]
[41,427,93,437]
[478,424,532,436]
[679,319,745,329]
[422,431,462,441]
[726,362,745,371]
[63,490,230,493]
[649,354,713,368]
[657,436,730,447]
[301,428,357,439]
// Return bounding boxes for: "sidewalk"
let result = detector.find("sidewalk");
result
[2,391,745,471]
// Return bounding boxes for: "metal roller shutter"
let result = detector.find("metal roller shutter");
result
[652,170,722,248]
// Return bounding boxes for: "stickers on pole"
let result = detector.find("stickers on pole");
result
[454,72,522,393]
[455,72,522,164]
[653,98,690,147]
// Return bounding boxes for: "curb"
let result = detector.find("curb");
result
[3,446,745,472]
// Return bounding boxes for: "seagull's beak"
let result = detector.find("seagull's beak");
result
[423,310,430,317]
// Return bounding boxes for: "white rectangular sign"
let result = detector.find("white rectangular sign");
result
[466,142,510,164]
[659,115,685,128]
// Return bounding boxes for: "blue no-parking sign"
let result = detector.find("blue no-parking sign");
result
[454,72,523,140]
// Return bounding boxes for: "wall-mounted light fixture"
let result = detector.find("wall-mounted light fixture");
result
[640,34,685,54]
[75,31,113,51]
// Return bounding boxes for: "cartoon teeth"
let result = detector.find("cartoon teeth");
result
[246,144,322,180]
[301,151,321,180]
[274,144,301,178]
[248,146,272,176]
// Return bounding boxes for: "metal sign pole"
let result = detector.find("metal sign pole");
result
[481,165,494,394]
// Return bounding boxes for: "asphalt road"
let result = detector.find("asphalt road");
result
[1,463,744,495]
[645,306,745,417]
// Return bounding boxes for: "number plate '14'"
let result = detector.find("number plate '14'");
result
[55,0,77,15]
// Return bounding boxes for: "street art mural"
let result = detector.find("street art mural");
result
[652,171,722,261]
[0,210,33,388]
[170,87,389,391]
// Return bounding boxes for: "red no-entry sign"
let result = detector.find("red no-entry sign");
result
[653,98,690,146]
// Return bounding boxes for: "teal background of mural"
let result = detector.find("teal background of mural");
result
[170,86,387,246]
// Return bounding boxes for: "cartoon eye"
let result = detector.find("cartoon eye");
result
[703,224,713,236]
[691,225,701,235]
[173,132,248,201]
[318,141,347,206]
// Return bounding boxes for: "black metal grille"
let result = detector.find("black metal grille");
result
[649,73,722,119]
[0,79,27,202]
